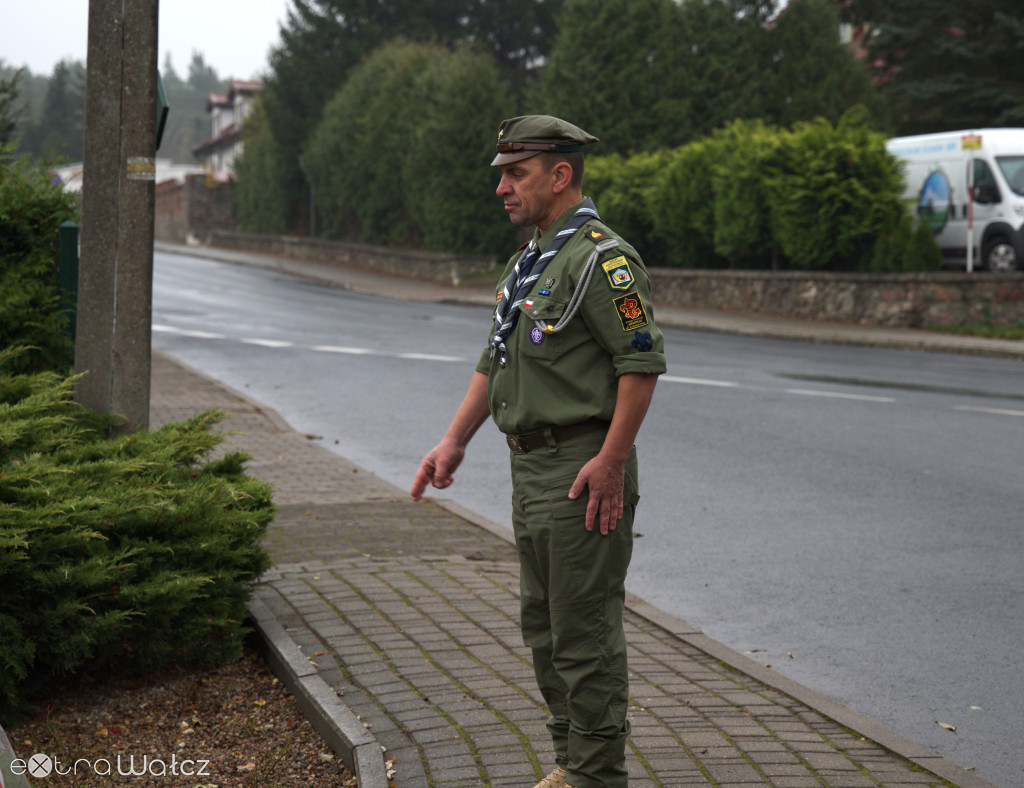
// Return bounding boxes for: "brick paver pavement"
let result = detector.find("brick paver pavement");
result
[151,350,982,788]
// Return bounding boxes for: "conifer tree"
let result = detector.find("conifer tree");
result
[533,0,690,153]
[250,0,566,235]
[839,0,1024,132]
[0,68,24,147]
[765,0,880,128]
[19,60,85,161]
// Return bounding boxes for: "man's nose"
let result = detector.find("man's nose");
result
[496,176,512,196]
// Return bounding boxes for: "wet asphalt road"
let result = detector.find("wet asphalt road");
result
[153,250,1023,787]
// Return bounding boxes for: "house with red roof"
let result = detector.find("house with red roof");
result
[192,79,263,176]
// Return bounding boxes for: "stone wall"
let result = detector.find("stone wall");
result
[649,269,1024,328]
[155,175,235,244]
[210,230,497,285]
[154,180,187,243]
[209,232,1024,328]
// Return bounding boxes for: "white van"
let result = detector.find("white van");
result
[886,129,1024,271]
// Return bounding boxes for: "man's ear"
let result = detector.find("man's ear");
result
[550,162,574,194]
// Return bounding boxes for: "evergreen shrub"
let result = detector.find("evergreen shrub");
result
[711,119,781,268]
[765,111,913,269]
[586,150,676,266]
[234,100,291,236]
[867,206,942,272]
[402,47,517,255]
[646,139,722,268]
[304,40,515,254]
[0,151,79,374]
[0,349,275,722]
[621,111,936,272]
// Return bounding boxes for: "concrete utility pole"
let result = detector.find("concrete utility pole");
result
[76,0,159,434]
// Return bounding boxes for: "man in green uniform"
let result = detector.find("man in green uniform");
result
[411,115,666,788]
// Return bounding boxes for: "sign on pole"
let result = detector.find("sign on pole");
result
[962,134,982,273]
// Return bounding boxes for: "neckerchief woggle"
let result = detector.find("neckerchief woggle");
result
[490,198,600,367]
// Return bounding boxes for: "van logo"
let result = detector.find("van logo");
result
[918,169,952,234]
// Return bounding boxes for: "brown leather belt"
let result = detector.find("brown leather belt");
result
[505,418,609,455]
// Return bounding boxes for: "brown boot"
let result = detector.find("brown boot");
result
[532,766,567,788]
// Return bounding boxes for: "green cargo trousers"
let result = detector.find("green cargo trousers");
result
[510,430,639,788]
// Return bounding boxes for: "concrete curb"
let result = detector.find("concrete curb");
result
[247,596,390,788]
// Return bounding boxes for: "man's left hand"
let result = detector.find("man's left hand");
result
[568,454,625,536]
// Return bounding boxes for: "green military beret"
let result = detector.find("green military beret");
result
[491,115,599,166]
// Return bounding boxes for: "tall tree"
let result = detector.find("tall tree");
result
[159,55,227,164]
[162,53,184,90]
[839,0,1024,133]
[20,60,85,161]
[302,40,514,253]
[187,51,222,94]
[234,98,292,235]
[0,67,24,147]
[533,0,692,154]
[765,0,880,128]
[676,0,780,138]
[255,0,566,234]
[537,0,878,154]
[261,0,383,232]
[461,0,565,91]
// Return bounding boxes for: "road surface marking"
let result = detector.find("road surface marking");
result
[786,388,895,403]
[662,375,738,388]
[955,405,1024,418]
[398,352,465,363]
[152,325,226,340]
[312,345,374,355]
[240,338,294,348]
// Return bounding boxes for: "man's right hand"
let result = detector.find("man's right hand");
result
[410,439,466,501]
[410,371,491,502]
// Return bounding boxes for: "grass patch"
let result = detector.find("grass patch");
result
[929,321,1024,341]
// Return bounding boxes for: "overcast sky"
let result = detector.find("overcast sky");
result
[1,0,292,80]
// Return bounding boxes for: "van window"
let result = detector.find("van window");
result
[972,160,1000,204]
[997,156,1024,196]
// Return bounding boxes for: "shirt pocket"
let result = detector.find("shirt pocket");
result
[516,293,570,359]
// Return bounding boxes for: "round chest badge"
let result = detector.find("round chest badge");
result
[529,326,545,345]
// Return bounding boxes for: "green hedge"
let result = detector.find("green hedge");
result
[587,113,940,272]
[0,152,80,374]
[585,149,678,269]
[0,349,275,722]
[303,40,517,255]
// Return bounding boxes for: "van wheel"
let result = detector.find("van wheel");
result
[983,238,1019,271]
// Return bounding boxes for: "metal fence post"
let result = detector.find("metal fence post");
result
[57,220,79,342]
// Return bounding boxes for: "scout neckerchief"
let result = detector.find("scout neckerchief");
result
[490,198,600,367]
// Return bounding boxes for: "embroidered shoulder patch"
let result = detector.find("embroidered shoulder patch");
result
[586,228,606,243]
[631,331,654,352]
[601,256,634,290]
[613,292,650,332]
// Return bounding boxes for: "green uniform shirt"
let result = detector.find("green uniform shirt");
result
[476,198,667,434]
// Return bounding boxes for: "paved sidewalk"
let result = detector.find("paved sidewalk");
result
[150,350,996,788]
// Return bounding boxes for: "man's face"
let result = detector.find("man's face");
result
[495,155,558,231]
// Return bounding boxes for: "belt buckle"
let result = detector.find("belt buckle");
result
[506,433,528,454]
